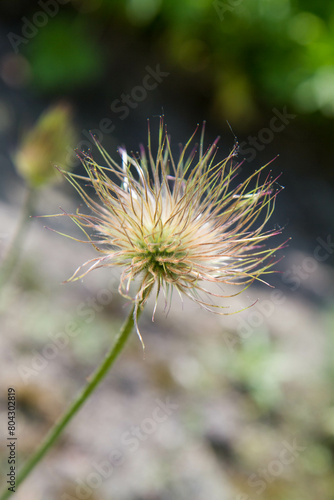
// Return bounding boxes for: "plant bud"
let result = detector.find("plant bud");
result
[15,103,77,187]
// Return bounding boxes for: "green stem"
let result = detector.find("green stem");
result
[0,186,36,289]
[0,304,140,500]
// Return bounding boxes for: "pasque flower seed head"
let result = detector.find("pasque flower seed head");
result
[52,118,285,342]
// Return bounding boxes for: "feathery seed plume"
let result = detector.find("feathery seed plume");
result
[51,118,285,342]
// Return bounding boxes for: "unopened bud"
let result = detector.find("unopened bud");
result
[15,102,77,187]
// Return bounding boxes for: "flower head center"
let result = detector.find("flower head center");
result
[133,231,188,279]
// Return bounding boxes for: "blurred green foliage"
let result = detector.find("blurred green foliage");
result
[24,15,104,92]
[19,0,334,123]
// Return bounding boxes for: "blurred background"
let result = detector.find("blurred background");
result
[0,0,334,499]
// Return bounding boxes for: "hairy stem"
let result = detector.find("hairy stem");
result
[0,304,140,500]
[0,186,36,289]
